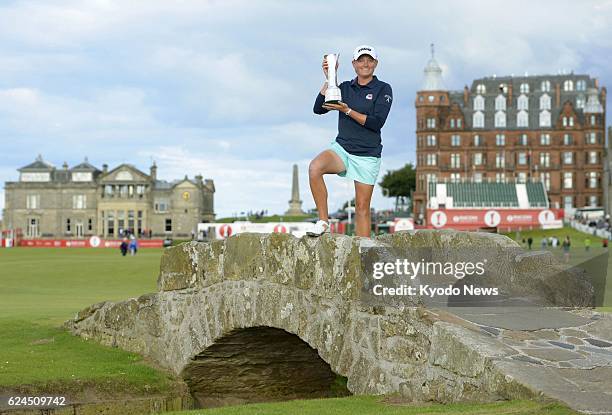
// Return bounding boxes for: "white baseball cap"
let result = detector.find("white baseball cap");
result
[353,45,378,60]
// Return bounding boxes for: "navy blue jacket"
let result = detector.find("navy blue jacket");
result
[314,76,392,157]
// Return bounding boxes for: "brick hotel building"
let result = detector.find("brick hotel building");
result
[412,51,606,224]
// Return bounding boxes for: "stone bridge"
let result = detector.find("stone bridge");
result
[67,231,612,413]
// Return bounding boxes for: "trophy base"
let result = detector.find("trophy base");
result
[325,86,342,104]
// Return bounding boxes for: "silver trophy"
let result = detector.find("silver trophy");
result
[324,53,342,103]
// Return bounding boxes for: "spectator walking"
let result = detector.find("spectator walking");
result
[562,236,571,263]
[585,237,591,252]
[527,237,533,250]
[129,236,138,256]
[540,236,547,249]
[119,238,128,257]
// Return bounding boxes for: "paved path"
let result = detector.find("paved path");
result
[439,307,612,414]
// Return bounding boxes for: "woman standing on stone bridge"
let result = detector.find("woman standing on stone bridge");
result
[308,45,393,238]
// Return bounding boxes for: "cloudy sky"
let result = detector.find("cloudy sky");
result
[1,0,611,219]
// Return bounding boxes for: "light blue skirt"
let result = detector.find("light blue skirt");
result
[329,141,381,185]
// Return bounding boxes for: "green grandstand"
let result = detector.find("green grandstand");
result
[428,180,548,209]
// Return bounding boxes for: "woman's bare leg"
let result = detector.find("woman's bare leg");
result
[354,181,375,237]
[308,150,346,221]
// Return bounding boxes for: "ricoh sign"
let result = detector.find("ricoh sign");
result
[426,208,563,230]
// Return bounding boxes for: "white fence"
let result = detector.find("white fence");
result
[567,219,612,240]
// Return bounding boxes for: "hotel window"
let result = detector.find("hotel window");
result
[517,172,527,183]
[473,111,484,128]
[66,218,71,233]
[496,134,505,146]
[426,118,436,128]
[426,135,436,146]
[450,154,461,168]
[165,218,172,232]
[542,172,551,191]
[457,118,462,128]
[563,134,573,145]
[517,110,528,127]
[88,218,93,231]
[576,80,586,91]
[518,134,528,146]
[426,153,437,166]
[450,119,455,128]
[564,196,573,209]
[588,151,598,164]
[473,172,483,183]
[589,196,598,207]
[473,95,484,111]
[586,132,596,144]
[473,135,482,146]
[563,80,574,91]
[72,194,86,209]
[450,173,461,183]
[26,194,40,209]
[540,153,550,167]
[590,115,596,125]
[495,94,506,111]
[540,134,551,145]
[476,84,486,94]
[104,185,114,197]
[563,172,573,189]
[539,94,551,110]
[563,152,573,165]
[539,110,551,127]
[520,83,530,94]
[518,152,527,165]
[495,153,505,168]
[587,172,598,189]
[451,135,461,146]
[496,172,506,183]
[494,111,506,128]
[473,153,483,166]
[426,173,437,184]
[576,96,585,109]
[562,116,574,127]
[541,80,551,92]
[517,94,528,110]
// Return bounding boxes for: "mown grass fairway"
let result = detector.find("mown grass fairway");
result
[167,396,578,415]
[0,247,177,396]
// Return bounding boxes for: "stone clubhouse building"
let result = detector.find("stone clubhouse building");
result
[2,156,215,239]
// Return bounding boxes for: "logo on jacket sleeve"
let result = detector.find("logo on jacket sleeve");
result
[384,94,392,103]
[366,93,373,100]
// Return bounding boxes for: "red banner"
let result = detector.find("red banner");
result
[426,208,564,231]
[18,237,164,248]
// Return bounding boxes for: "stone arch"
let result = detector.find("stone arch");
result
[162,279,372,399]
[181,326,350,408]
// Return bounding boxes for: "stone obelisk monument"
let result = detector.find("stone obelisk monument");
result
[285,164,306,216]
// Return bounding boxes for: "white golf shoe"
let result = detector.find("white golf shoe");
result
[307,220,330,237]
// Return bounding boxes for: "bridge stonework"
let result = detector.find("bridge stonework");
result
[66,231,609,411]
